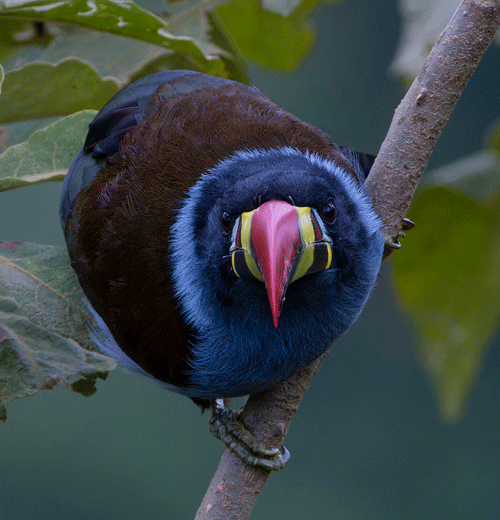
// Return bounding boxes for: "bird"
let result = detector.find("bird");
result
[60,70,384,470]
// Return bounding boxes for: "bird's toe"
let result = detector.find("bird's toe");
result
[209,403,290,472]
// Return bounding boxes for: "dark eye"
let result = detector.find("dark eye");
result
[221,211,233,234]
[322,201,336,224]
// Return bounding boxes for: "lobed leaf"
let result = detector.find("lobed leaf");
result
[215,0,315,71]
[0,0,215,67]
[392,187,500,420]
[0,241,116,417]
[0,110,96,193]
[0,59,117,124]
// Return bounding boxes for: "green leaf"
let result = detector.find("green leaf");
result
[149,0,248,79]
[0,19,54,59]
[0,241,116,417]
[162,0,228,56]
[0,59,117,123]
[0,110,96,193]
[0,0,214,67]
[215,0,315,71]
[206,7,250,84]
[392,187,500,420]
[2,25,166,89]
[0,11,236,88]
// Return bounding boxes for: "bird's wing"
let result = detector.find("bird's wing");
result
[84,71,258,158]
[60,71,258,229]
[338,145,376,184]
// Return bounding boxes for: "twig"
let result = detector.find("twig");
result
[195,1,500,519]
[195,354,327,520]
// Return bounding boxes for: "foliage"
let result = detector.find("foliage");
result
[0,0,334,416]
[0,240,115,418]
[0,110,96,190]
[0,0,499,426]
[0,61,115,124]
[390,120,500,420]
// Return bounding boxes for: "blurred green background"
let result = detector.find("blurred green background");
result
[1,0,499,519]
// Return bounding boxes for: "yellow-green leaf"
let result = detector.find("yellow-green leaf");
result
[0,59,117,123]
[0,110,96,193]
[392,187,500,420]
[215,0,315,71]
[0,0,213,66]
[0,241,116,417]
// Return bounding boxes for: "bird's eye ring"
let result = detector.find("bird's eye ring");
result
[221,211,233,234]
[322,201,336,224]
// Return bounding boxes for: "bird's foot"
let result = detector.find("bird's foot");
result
[209,399,290,472]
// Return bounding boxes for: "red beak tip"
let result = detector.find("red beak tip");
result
[271,305,280,327]
[250,200,300,330]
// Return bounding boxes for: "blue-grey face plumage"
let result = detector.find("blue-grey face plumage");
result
[60,70,384,403]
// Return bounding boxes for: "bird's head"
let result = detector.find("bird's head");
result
[170,147,383,336]
[229,199,334,327]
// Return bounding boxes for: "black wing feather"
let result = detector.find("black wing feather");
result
[60,70,256,229]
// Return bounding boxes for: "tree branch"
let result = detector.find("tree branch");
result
[195,1,500,518]
[367,0,500,254]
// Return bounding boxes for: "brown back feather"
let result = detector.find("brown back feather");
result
[69,83,355,387]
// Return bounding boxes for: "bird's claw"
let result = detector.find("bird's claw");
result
[209,406,290,472]
[401,217,415,231]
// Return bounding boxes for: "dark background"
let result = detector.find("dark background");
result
[1,0,499,518]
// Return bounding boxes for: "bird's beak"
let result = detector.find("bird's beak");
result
[230,200,334,327]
